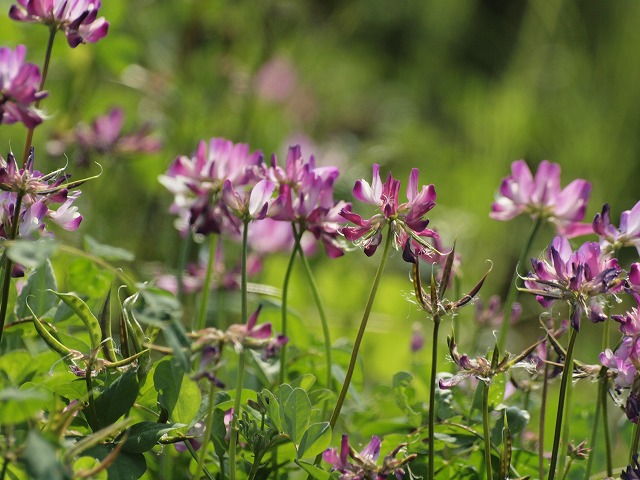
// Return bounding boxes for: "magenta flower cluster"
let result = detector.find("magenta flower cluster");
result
[10,0,109,47]
[0,44,47,128]
[491,159,591,236]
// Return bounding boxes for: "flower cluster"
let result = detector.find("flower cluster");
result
[490,160,591,236]
[0,44,47,128]
[341,164,437,257]
[0,149,82,241]
[48,107,162,165]
[593,201,640,255]
[522,236,624,331]
[160,140,350,258]
[323,435,416,480]
[10,0,109,48]
[191,305,288,361]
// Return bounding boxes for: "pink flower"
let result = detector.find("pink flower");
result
[10,0,109,47]
[159,138,263,236]
[523,236,624,331]
[491,160,592,236]
[0,45,47,128]
[594,202,640,255]
[599,337,637,390]
[341,164,437,257]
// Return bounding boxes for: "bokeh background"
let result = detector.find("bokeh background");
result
[2,0,640,470]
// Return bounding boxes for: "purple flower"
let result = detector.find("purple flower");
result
[599,337,637,390]
[522,236,624,331]
[0,148,83,241]
[193,305,288,359]
[323,435,414,480]
[490,160,592,236]
[159,138,263,236]
[0,45,47,128]
[265,145,349,258]
[10,0,109,47]
[594,202,640,255]
[341,164,437,257]
[54,107,163,165]
[221,178,275,223]
[622,454,640,480]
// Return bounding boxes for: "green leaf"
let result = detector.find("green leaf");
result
[296,460,334,480]
[261,389,282,432]
[153,358,201,425]
[73,457,108,480]
[15,259,57,319]
[7,239,57,269]
[84,446,146,480]
[122,422,181,453]
[0,388,48,425]
[297,422,331,459]
[24,431,66,480]
[289,374,316,391]
[91,370,139,431]
[84,235,135,261]
[63,257,111,300]
[283,388,311,445]
[491,406,530,446]
[392,371,422,426]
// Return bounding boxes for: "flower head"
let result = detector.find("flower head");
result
[599,337,637,390]
[0,45,47,128]
[522,236,624,331]
[10,0,109,47]
[491,160,592,236]
[0,148,83,239]
[594,202,640,255]
[341,164,437,257]
[323,435,415,480]
[159,138,263,236]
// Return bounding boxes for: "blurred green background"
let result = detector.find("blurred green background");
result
[2,0,640,468]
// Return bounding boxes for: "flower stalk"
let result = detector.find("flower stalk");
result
[328,224,393,429]
[482,381,493,480]
[278,227,300,386]
[428,313,441,480]
[229,219,250,480]
[548,327,578,480]
[497,217,542,352]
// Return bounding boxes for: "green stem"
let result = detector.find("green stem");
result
[584,371,602,480]
[601,372,612,476]
[497,218,542,353]
[540,356,550,480]
[278,228,299,386]
[193,381,217,480]
[195,235,218,331]
[631,421,640,464]
[328,225,393,430]
[22,27,57,167]
[184,440,215,480]
[548,327,578,480]
[0,192,25,349]
[482,382,493,480]
[295,229,333,408]
[229,219,250,480]
[557,358,574,477]
[428,316,441,480]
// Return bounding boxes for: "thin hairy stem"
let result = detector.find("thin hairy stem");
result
[278,226,300,386]
[328,225,393,430]
[195,235,218,331]
[548,327,578,480]
[428,316,441,480]
[229,219,250,480]
[497,218,542,352]
[482,382,493,480]
[193,381,217,480]
[540,356,550,479]
[22,27,57,167]
[601,372,612,476]
[295,227,333,409]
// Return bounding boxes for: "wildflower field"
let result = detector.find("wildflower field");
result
[2,1,640,479]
